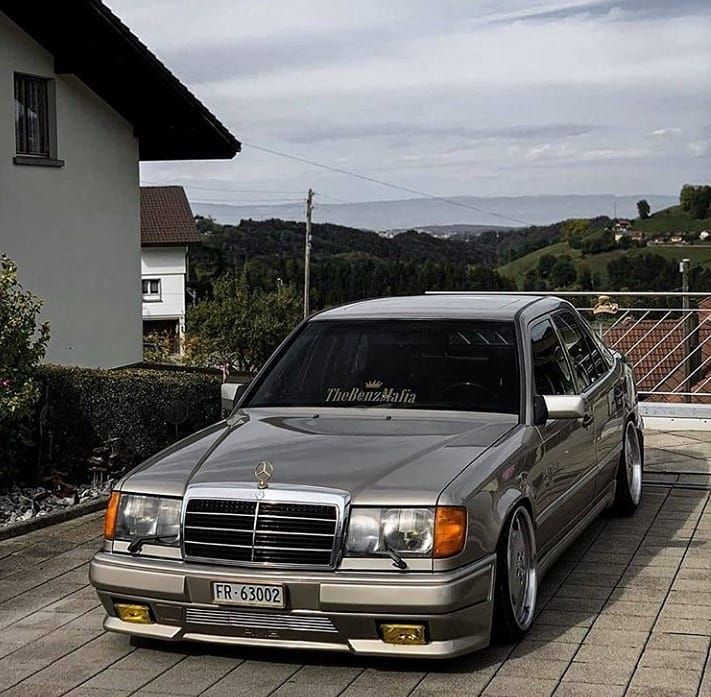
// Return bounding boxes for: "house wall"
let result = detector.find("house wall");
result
[141,246,187,322]
[0,13,141,368]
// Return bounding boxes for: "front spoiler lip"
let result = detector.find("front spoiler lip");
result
[90,552,496,658]
[101,603,493,658]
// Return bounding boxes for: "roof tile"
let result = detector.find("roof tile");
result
[140,186,200,246]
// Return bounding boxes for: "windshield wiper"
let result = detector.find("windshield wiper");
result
[127,535,179,555]
[384,541,408,570]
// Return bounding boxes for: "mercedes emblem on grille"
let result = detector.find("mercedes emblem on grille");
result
[255,461,274,489]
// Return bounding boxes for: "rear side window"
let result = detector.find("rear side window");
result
[553,312,607,389]
[530,319,575,396]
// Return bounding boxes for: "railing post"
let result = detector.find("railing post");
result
[681,259,692,403]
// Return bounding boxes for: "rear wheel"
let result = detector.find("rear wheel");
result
[611,421,643,516]
[492,505,537,642]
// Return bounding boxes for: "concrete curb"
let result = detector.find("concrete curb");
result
[0,495,109,541]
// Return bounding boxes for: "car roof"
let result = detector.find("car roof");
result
[312,294,557,321]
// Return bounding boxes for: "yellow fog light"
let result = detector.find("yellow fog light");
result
[380,623,427,645]
[115,603,153,624]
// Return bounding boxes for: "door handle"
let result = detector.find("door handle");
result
[582,413,594,429]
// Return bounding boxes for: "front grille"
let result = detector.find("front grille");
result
[184,607,338,633]
[183,498,338,567]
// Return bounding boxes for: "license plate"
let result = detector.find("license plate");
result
[212,582,285,608]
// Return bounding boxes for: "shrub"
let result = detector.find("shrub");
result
[0,255,50,481]
[143,330,177,363]
[186,276,302,373]
[32,365,222,482]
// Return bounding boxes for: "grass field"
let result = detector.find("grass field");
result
[498,204,711,287]
[631,205,710,235]
[499,241,711,287]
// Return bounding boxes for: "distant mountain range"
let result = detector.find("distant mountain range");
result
[191,194,678,232]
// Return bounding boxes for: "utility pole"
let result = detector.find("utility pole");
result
[304,188,314,318]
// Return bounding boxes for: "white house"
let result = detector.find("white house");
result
[0,1,239,368]
[141,186,199,354]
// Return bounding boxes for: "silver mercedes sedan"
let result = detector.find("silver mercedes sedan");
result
[90,294,643,658]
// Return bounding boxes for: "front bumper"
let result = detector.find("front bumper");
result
[89,552,496,658]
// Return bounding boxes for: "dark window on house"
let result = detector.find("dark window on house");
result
[14,74,51,157]
[142,279,161,300]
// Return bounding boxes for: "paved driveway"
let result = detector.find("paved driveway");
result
[0,431,709,697]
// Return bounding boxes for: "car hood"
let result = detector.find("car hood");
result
[123,408,517,505]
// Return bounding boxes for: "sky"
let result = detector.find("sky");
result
[107,0,711,208]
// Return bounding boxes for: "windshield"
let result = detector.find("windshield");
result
[246,319,520,414]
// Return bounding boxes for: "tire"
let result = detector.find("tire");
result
[611,421,643,516]
[492,505,538,643]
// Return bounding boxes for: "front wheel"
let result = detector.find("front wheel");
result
[611,421,643,516]
[492,505,538,642]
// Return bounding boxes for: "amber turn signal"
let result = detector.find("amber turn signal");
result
[433,506,467,558]
[104,491,121,540]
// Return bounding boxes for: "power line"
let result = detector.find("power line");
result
[141,181,304,195]
[242,141,532,227]
[190,198,306,207]
[141,180,350,206]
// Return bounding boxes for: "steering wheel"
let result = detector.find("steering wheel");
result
[442,381,498,403]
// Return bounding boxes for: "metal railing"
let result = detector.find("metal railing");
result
[429,291,711,414]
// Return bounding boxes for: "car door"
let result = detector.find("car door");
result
[552,311,617,500]
[529,317,596,551]
[574,315,626,495]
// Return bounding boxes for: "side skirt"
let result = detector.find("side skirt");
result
[536,481,615,580]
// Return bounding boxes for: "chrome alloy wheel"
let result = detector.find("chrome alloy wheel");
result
[506,507,537,631]
[624,422,642,505]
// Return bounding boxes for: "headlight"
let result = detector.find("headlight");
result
[346,507,437,556]
[346,507,466,558]
[112,494,182,546]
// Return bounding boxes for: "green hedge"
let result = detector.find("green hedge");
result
[34,365,222,480]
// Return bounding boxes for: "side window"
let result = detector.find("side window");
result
[14,73,57,160]
[553,312,606,389]
[530,319,575,396]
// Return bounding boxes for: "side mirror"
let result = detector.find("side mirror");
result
[221,381,250,417]
[533,395,548,425]
[543,395,586,420]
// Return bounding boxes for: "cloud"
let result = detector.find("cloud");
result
[102,0,711,203]
[652,128,683,137]
[283,122,596,144]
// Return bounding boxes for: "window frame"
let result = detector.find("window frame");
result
[142,278,162,302]
[552,309,612,392]
[13,72,62,166]
[528,316,577,399]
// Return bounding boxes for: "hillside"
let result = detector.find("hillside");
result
[499,205,711,288]
[631,205,711,236]
[194,217,498,266]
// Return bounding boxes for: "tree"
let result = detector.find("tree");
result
[577,264,594,290]
[549,256,577,289]
[562,219,590,247]
[186,275,301,373]
[0,255,50,479]
[636,199,651,219]
[537,254,557,279]
[680,184,711,219]
[522,268,545,291]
